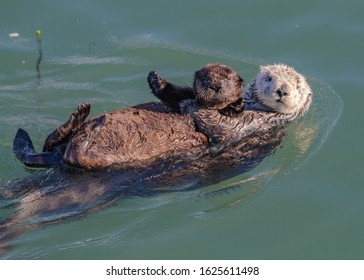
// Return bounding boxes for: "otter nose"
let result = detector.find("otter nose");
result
[209,84,221,92]
[276,89,288,97]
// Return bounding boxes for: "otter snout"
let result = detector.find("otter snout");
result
[276,89,288,98]
[208,84,221,92]
[274,83,292,100]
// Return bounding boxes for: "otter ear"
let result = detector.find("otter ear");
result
[257,65,271,81]
[194,67,205,82]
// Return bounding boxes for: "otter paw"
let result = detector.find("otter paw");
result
[147,71,167,95]
[70,103,91,127]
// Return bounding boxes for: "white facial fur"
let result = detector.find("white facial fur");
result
[245,64,312,115]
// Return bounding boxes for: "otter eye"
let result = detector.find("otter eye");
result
[201,77,210,87]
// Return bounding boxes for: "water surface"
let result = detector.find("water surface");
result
[0,0,362,260]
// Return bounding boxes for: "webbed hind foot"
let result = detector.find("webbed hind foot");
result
[42,103,91,152]
[12,128,63,168]
[12,128,35,161]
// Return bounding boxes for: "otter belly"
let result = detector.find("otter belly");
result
[62,103,208,169]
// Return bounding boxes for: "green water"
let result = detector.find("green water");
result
[0,0,362,259]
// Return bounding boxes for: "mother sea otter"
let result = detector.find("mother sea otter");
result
[12,63,312,170]
[0,64,312,254]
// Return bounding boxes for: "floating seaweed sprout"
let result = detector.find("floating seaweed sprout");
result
[35,30,42,81]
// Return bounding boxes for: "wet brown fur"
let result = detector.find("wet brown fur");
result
[63,102,208,169]
[65,64,245,169]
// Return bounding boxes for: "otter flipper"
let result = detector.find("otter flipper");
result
[12,128,62,168]
[13,128,35,159]
[43,102,91,152]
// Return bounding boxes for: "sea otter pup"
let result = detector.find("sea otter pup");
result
[12,64,311,170]
[148,64,312,150]
[148,63,245,114]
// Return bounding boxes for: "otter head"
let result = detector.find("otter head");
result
[244,64,312,116]
[193,63,244,110]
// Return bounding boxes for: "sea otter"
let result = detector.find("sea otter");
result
[147,63,244,113]
[12,64,311,170]
[148,63,245,151]
[148,64,312,151]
